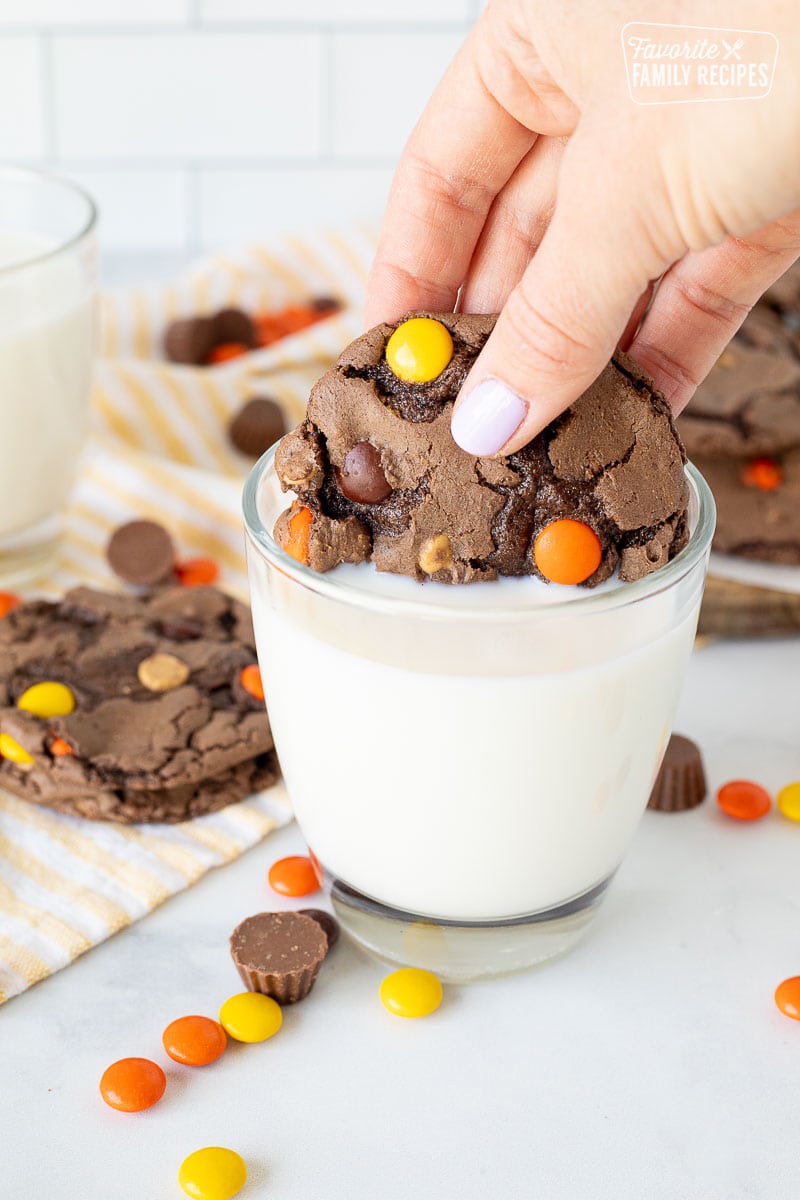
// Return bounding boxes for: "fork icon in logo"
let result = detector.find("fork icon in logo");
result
[722,38,745,60]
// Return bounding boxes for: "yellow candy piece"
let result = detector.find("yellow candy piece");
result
[385,317,453,383]
[379,967,443,1018]
[777,781,800,822]
[219,992,283,1043]
[16,681,76,719]
[0,732,34,766]
[179,1147,247,1200]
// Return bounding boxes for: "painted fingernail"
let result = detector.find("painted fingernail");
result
[450,378,528,456]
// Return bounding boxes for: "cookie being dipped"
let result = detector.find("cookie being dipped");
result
[273,312,689,586]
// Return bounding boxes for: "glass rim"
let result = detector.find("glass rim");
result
[243,446,716,624]
[0,164,97,276]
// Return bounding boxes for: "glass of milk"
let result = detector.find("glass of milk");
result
[0,167,97,586]
[244,452,715,981]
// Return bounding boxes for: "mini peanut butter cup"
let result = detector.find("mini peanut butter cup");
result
[229,912,328,1004]
[648,733,707,812]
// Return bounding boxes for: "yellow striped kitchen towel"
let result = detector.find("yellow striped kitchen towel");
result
[0,223,378,1005]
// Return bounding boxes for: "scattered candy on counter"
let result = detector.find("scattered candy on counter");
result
[239,664,264,702]
[178,1146,247,1200]
[267,854,321,898]
[385,316,454,383]
[533,519,603,586]
[230,911,329,1004]
[219,992,283,1043]
[777,781,800,822]
[175,557,221,588]
[716,779,772,821]
[379,967,444,1019]
[99,1057,166,1113]
[0,591,20,618]
[647,733,707,812]
[774,976,800,1020]
[162,1015,228,1067]
[298,908,340,951]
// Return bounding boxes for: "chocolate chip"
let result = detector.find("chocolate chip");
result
[298,908,340,951]
[164,317,215,365]
[338,442,391,504]
[310,296,341,313]
[214,308,257,349]
[106,520,176,587]
[229,397,287,458]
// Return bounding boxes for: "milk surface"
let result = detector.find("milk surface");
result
[0,231,93,538]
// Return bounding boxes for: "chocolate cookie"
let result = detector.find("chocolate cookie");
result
[0,586,278,823]
[692,450,800,563]
[273,312,689,586]
[678,342,800,459]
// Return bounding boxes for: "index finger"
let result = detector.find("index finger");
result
[364,26,537,327]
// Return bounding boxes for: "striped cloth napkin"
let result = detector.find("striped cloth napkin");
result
[0,223,377,1005]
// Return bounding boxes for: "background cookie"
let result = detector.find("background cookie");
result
[273,312,689,586]
[0,586,277,823]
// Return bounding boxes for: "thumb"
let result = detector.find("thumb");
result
[451,159,669,457]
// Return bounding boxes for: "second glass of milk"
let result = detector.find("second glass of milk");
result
[245,452,715,982]
[0,167,96,586]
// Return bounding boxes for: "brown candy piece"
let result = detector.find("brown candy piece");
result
[298,908,340,951]
[229,397,287,458]
[106,520,176,587]
[338,442,391,504]
[648,733,707,812]
[163,317,215,365]
[137,652,190,692]
[230,912,328,1004]
[164,308,257,365]
[310,296,341,313]
[214,307,257,350]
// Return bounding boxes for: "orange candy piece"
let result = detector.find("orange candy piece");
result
[0,592,20,619]
[534,519,602,585]
[100,1057,166,1112]
[176,557,220,587]
[741,457,783,491]
[774,976,800,1020]
[240,664,264,702]
[162,1015,227,1066]
[268,854,321,897]
[207,341,250,365]
[282,505,313,566]
[716,779,772,821]
[49,737,74,758]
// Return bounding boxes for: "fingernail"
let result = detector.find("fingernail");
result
[450,378,528,456]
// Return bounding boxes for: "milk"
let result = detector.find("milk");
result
[0,231,94,539]
[248,496,705,922]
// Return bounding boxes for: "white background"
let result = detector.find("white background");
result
[0,0,482,255]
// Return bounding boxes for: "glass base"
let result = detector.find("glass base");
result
[0,515,60,589]
[328,873,613,983]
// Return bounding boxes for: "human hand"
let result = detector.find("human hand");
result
[364,0,800,456]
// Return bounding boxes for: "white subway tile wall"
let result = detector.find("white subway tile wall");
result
[0,0,483,255]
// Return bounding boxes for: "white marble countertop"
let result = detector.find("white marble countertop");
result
[3,632,799,1200]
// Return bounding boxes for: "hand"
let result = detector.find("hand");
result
[364,0,800,456]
